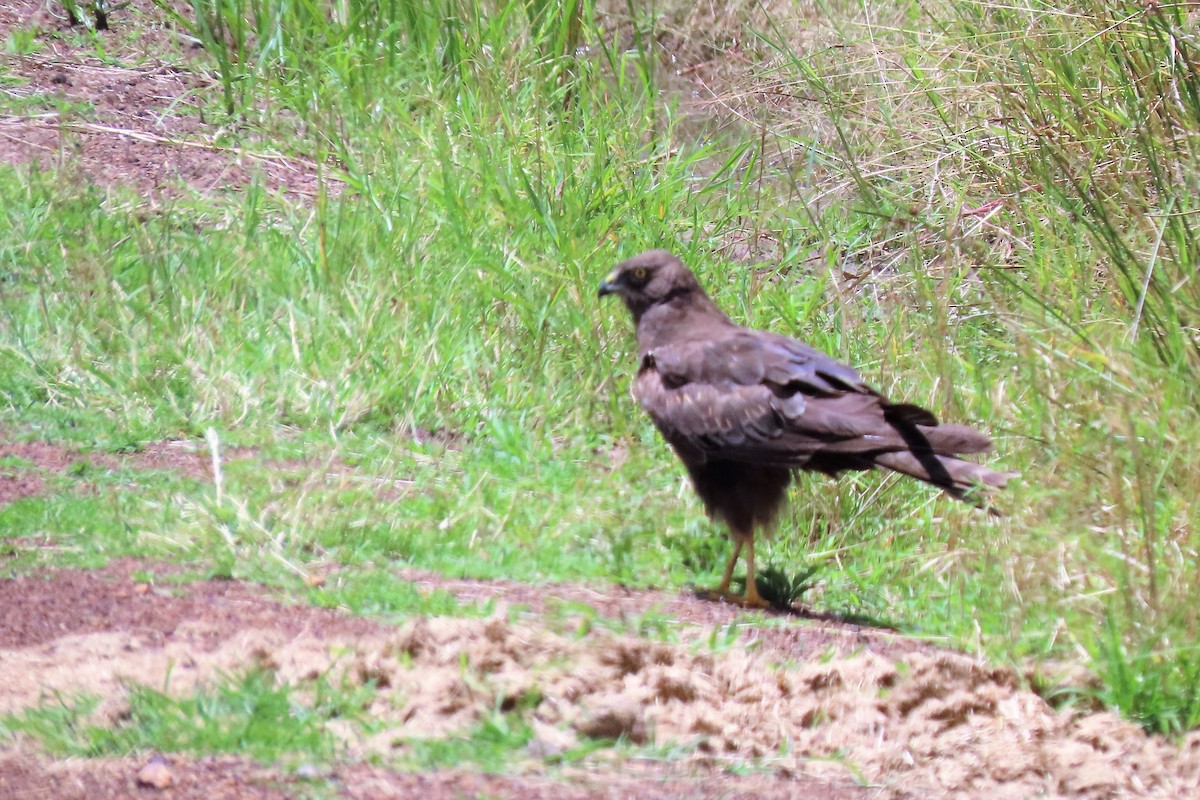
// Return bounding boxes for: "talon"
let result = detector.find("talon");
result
[694,586,771,609]
[694,535,772,609]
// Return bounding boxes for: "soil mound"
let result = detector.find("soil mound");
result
[2,566,1197,798]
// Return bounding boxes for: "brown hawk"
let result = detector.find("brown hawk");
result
[600,250,1012,608]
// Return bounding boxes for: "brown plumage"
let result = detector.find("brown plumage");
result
[599,249,1013,608]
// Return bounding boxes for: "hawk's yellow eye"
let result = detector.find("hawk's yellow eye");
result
[632,267,648,281]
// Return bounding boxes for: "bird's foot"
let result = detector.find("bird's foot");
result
[694,587,772,610]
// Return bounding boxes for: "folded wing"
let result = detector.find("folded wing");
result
[634,327,1009,495]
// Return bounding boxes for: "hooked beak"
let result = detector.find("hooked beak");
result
[597,268,621,298]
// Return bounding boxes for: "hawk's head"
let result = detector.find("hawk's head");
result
[598,250,702,321]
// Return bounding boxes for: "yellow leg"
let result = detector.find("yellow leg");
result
[697,535,768,609]
[741,536,767,608]
[716,539,742,594]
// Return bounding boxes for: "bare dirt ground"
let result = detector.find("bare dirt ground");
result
[0,752,866,800]
[1,558,1198,800]
[2,438,1200,799]
[0,561,868,800]
[0,0,331,201]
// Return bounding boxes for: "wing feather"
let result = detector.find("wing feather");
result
[633,329,908,466]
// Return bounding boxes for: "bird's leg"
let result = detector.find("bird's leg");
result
[697,535,769,609]
[716,539,743,595]
[740,535,767,608]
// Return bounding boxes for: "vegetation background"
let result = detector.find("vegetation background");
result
[1,0,1198,756]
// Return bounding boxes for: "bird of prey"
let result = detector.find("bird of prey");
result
[599,249,1012,609]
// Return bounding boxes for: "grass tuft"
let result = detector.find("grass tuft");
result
[2,668,368,761]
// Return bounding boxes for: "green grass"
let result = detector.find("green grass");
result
[0,478,187,572]
[1,671,631,776]
[0,0,1197,740]
[308,568,494,618]
[0,668,369,761]
[401,711,538,772]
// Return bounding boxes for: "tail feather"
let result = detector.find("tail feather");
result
[803,404,1014,511]
[882,418,1011,498]
[874,450,1017,515]
[916,423,994,456]
[874,450,1014,490]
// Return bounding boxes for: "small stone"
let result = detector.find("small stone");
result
[135,757,174,789]
[527,719,579,759]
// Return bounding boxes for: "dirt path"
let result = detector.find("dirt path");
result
[1,558,1198,800]
[0,0,332,201]
[0,751,860,800]
[0,561,868,800]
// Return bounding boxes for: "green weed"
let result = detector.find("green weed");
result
[309,569,492,618]
[2,668,369,760]
[400,710,535,772]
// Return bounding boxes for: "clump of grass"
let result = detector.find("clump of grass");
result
[2,668,369,760]
[400,710,536,772]
[943,0,1200,371]
[1090,610,1200,735]
[308,569,492,618]
[748,563,822,610]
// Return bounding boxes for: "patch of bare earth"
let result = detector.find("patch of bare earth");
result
[398,567,946,663]
[1,562,1198,799]
[0,752,861,800]
[0,1,332,200]
[0,561,864,800]
[0,436,260,508]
